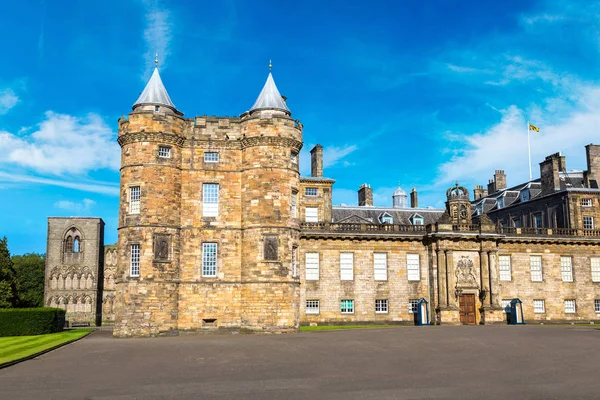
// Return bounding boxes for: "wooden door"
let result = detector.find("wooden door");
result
[459,294,476,325]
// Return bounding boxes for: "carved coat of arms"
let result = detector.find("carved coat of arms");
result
[455,256,478,287]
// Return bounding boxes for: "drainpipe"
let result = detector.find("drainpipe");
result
[426,244,431,324]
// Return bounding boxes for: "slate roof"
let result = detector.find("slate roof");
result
[332,206,445,225]
[250,72,290,115]
[133,67,176,110]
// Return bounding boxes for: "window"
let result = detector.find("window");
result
[512,218,522,228]
[65,236,74,253]
[73,237,80,253]
[592,257,600,282]
[408,299,419,314]
[292,246,298,277]
[130,244,140,277]
[158,146,171,158]
[581,198,593,207]
[306,300,319,314]
[291,191,297,218]
[374,253,387,281]
[380,214,393,224]
[204,152,219,163]
[583,216,594,229]
[340,253,354,280]
[412,217,424,225]
[595,299,600,313]
[154,105,159,112]
[375,299,388,313]
[533,299,545,313]
[561,256,573,282]
[407,254,420,281]
[520,190,530,202]
[564,299,576,313]
[497,197,505,209]
[202,183,219,217]
[499,255,512,281]
[501,299,511,313]
[291,151,298,164]
[305,207,318,222]
[129,186,141,214]
[341,299,354,314]
[305,187,317,197]
[305,252,319,280]
[534,214,543,228]
[202,243,217,277]
[530,255,543,282]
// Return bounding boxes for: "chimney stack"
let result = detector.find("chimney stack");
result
[473,185,484,200]
[410,188,418,208]
[585,144,600,188]
[310,145,323,177]
[540,152,565,195]
[494,170,507,191]
[487,179,496,195]
[358,184,373,207]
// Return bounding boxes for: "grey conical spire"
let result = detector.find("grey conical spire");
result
[133,66,176,111]
[250,71,290,115]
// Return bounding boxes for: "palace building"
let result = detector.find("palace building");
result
[45,65,600,336]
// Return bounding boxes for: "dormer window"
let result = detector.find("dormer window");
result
[497,197,505,209]
[410,214,424,225]
[379,212,393,224]
[520,190,530,202]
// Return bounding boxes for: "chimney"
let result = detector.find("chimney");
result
[358,184,373,207]
[487,179,496,195]
[482,189,488,197]
[540,152,565,195]
[473,185,484,200]
[585,144,600,188]
[310,145,323,177]
[410,188,418,208]
[494,170,507,191]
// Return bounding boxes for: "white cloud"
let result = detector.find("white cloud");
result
[0,172,119,195]
[323,145,358,168]
[0,88,18,115]
[142,0,173,78]
[54,198,96,213]
[0,111,120,175]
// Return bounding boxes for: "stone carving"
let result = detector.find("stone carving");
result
[153,234,170,261]
[455,256,478,287]
[264,236,278,261]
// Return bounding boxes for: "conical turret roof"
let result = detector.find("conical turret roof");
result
[133,67,176,110]
[250,72,290,115]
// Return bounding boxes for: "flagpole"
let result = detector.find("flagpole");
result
[527,120,532,181]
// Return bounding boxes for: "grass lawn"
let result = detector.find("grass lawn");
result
[300,325,400,332]
[0,330,90,365]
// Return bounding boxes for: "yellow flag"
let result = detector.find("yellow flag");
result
[529,123,539,132]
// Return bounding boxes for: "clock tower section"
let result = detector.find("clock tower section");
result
[446,183,472,225]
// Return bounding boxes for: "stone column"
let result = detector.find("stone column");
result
[479,250,491,307]
[445,250,457,308]
[437,248,447,308]
[488,251,500,307]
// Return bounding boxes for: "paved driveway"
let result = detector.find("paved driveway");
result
[1,325,599,400]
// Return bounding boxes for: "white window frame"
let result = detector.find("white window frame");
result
[530,255,543,282]
[564,299,576,314]
[202,243,217,277]
[305,187,317,197]
[561,256,573,282]
[501,299,511,313]
[306,300,319,315]
[375,299,388,314]
[305,252,319,281]
[595,299,600,313]
[583,216,594,229]
[581,198,593,207]
[499,255,512,281]
[129,186,141,215]
[412,217,424,225]
[158,146,171,158]
[533,299,545,313]
[381,215,393,224]
[130,244,140,277]
[341,299,354,314]
[291,191,297,218]
[202,183,219,217]
[340,252,354,281]
[591,257,600,282]
[204,152,219,163]
[408,299,419,314]
[305,207,318,223]
[291,246,298,277]
[407,254,420,281]
[373,253,387,281]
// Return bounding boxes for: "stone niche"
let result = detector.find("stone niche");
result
[263,236,279,261]
[153,234,171,262]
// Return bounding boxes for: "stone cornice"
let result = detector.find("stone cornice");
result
[118,132,185,147]
[241,136,303,151]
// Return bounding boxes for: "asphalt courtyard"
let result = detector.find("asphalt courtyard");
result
[1,325,599,400]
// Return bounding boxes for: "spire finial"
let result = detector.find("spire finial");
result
[269,59,272,70]
[155,52,159,67]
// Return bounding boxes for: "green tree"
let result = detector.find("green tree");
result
[12,253,46,308]
[0,237,17,308]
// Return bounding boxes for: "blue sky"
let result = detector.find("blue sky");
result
[2,0,600,255]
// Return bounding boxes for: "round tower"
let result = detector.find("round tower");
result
[238,67,303,331]
[113,62,185,337]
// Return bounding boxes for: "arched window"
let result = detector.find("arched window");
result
[65,236,74,253]
[73,237,80,253]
